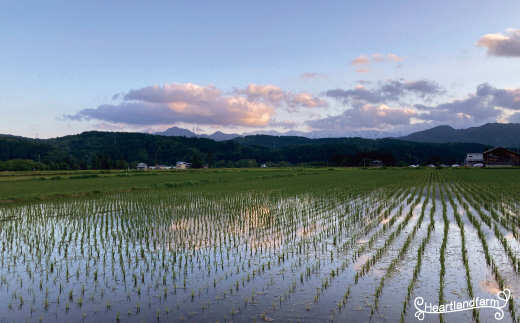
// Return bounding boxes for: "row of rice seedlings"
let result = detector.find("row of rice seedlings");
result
[373,184,432,308]
[355,185,425,282]
[442,179,479,321]
[305,186,421,312]
[304,177,428,315]
[340,187,408,253]
[455,181,520,273]
[294,187,410,310]
[447,181,517,321]
[462,180,519,240]
[399,183,437,322]
[438,179,449,323]
[220,186,409,319]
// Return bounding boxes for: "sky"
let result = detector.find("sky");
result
[1,1,520,138]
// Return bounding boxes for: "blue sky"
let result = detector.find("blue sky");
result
[1,1,520,138]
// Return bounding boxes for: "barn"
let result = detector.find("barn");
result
[483,147,520,167]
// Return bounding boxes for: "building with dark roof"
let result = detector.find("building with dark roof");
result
[483,147,520,167]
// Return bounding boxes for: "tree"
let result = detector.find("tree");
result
[92,155,102,170]
[100,154,113,170]
[207,152,214,168]
[191,153,203,169]
[79,160,88,170]
[116,155,129,169]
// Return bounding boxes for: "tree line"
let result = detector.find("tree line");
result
[0,131,489,170]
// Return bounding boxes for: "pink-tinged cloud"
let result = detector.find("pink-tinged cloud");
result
[299,72,326,80]
[387,54,405,62]
[64,82,326,127]
[371,53,405,63]
[234,83,328,110]
[292,92,328,108]
[355,68,373,73]
[65,83,275,127]
[351,53,407,73]
[350,55,370,66]
[477,28,520,57]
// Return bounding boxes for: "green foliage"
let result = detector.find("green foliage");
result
[0,131,490,170]
[0,159,50,171]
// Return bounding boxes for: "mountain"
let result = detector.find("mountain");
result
[154,126,396,141]
[399,123,520,148]
[208,131,241,141]
[155,126,199,137]
[241,129,396,139]
[154,127,239,141]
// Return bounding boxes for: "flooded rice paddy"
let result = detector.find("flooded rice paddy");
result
[0,170,519,322]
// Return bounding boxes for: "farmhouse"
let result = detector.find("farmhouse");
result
[176,161,186,169]
[465,153,483,167]
[483,147,520,167]
[136,162,147,169]
[369,160,384,167]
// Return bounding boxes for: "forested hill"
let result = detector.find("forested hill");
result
[234,135,486,165]
[0,131,488,170]
[398,123,520,147]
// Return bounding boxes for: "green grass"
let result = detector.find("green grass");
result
[0,167,419,201]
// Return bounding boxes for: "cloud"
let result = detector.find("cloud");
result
[477,28,520,57]
[111,93,123,100]
[268,119,297,129]
[65,83,275,127]
[355,67,373,74]
[307,104,417,131]
[324,79,444,104]
[351,55,371,66]
[234,84,328,110]
[507,112,520,123]
[299,72,326,81]
[64,82,327,127]
[350,53,407,73]
[93,122,130,130]
[415,83,520,125]
[372,53,405,63]
[315,82,520,132]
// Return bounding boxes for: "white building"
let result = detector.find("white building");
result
[136,163,147,169]
[176,161,186,169]
[465,153,483,167]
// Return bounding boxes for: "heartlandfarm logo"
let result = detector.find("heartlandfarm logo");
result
[414,289,511,320]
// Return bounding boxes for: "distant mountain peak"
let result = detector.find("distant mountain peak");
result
[153,126,398,141]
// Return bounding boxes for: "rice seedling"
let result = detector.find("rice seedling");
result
[1,169,518,322]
